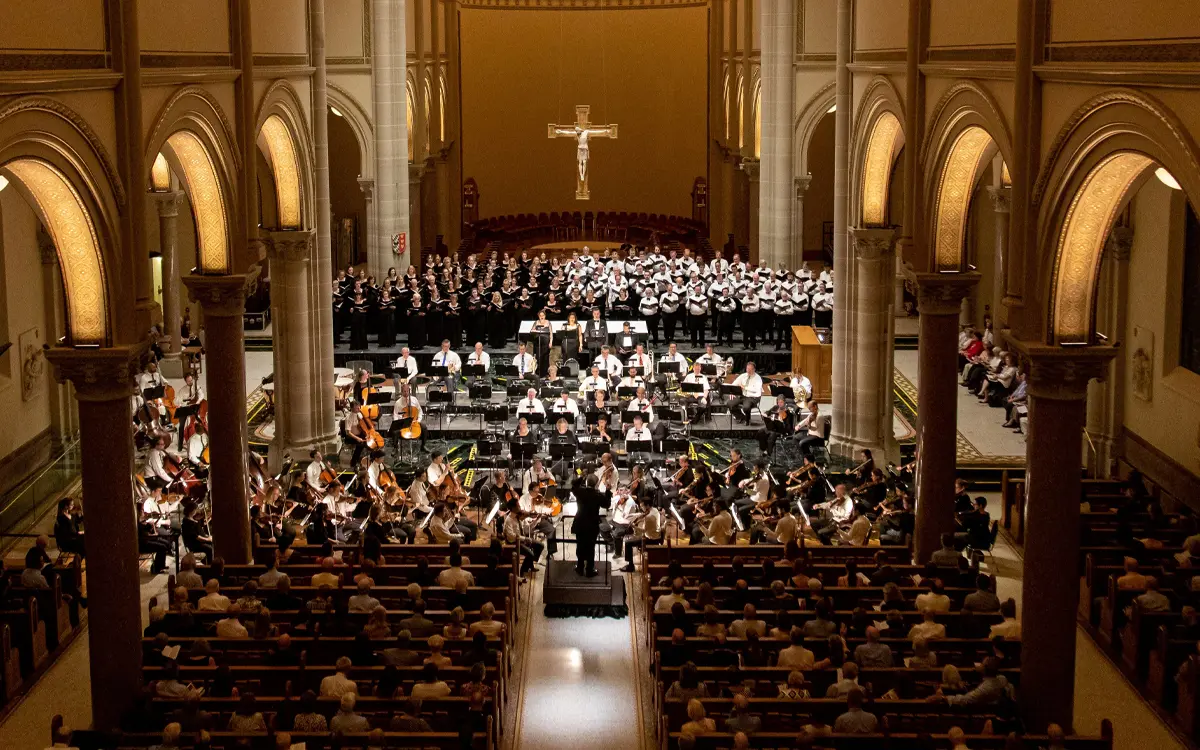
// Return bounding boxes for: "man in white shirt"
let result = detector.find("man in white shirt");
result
[466,342,491,375]
[695,344,724,375]
[731,362,764,425]
[393,347,419,382]
[579,365,608,397]
[814,484,854,544]
[627,343,653,377]
[659,342,687,376]
[146,437,174,484]
[306,448,331,493]
[392,383,423,425]
[594,345,622,382]
[550,391,579,420]
[620,496,662,571]
[186,424,209,466]
[323,482,355,519]
[624,414,652,444]
[628,385,655,423]
[367,451,390,495]
[512,343,537,379]
[431,340,462,392]
[516,388,545,417]
[618,368,645,391]
[139,361,166,394]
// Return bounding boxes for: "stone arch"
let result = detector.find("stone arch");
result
[1034,89,1200,345]
[255,80,316,232]
[0,97,126,346]
[793,80,835,177]
[145,86,239,275]
[327,82,375,177]
[922,81,1013,272]
[850,76,906,228]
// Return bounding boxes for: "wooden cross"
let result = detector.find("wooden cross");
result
[548,104,618,200]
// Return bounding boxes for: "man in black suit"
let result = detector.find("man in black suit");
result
[571,474,608,577]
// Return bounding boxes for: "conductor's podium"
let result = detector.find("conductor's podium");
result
[791,326,832,402]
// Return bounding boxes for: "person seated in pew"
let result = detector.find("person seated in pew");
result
[214,604,248,638]
[723,693,762,735]
[329,692,370,735]
[729,603,767,638]
[929,656,1012,706]
[389,697,434,732]
[655,578,689,613]
[962,573,1002,613]
[990,598,1023,640]
[410,662,452,698]
[908,609,947,642]
[1118,556,1150,589]
[320,655,359,697]
[916,579,951,613]
[833,687,878,734]
[680,698,717,735]
[909,636,938,668]
[292,690,328,732]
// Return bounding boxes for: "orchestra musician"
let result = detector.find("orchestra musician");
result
[627,343,653,377]
[512,342,537,380]
[695,344,725,376]
[502,498,545,576]
[550,416,579,448]
[466,342,491,376]
[579,365,609,398]
[849,448,875,483]
[54,498,85,558]
[795,399,829,457]
[617,367,646,391]
[549,391,580,421]
[594,345,623,384]
[517,461,559,556]
[306,503,336,546]
[659,342,688,378]
[681,361,711,421]
[181,501,213,561]
[516,388,545,418]
[812,484,854,544]
[306,449,332,494]
[185,421,210,472]
[628,386,655,424]
[757,394,796,455]
[601,482,638,557]
[392,382,424,450]
[367,451,394,498]
[431,339,462,393]
[595,452,618,493]
[145,436,175,486]
[786,454,826,512]
[392,346,419,383]
[731,362,764,425]
[178,372,205,445]
[851,467,889,516]
[624,414,652,444]
[344,402,372,468]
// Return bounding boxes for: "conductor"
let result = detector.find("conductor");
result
[570,474,608,577]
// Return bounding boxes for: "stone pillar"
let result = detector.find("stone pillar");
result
[708,0,727,245]
[894,255,908,316]
[757,0,795,268]
[792,175,811,270]
[37,230,79,446]
[912,272,978,562]
[830,0,852,456]
[1012,341,1117,731]
[743,158,760,263]
[310,0,337,451]
[392,0,411,269]
[182,274,252,563]
[1085,226,1132,477]
[266,230,318,456]
[410,163,425,262]
[371,0,397,276]
[845,228,898,461]
[44,344,148,731]
[154,191,185,377]
[358,177,376,269]
[986,184,1012,319]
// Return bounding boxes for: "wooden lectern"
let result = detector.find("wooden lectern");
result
[791,326,832,402]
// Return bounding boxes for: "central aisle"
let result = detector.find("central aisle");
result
[513,575,646,750]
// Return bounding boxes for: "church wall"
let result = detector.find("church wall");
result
[328,112,366,269]
[928,0,1016,48]
[0,190,54,463]
[326,0,367,59]
[1049,0,1200,44]
[854,0,908,52]
[967,178,1000,326]
[0,0,106,51]
[251,0,310,55]
[459,6,708,218]
[802,0,836,56]
[804,112,835,257]
[139,1,230,53]
[1122,178,1200,474]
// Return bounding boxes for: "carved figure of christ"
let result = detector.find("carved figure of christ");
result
[548,104,618,200]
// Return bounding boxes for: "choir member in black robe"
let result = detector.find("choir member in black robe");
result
[350,294,369,350]
[407,294,427,350]
[444,293,463,349]
[377,290,396,348]
[488,292,508,349]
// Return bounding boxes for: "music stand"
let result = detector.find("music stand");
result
[509,439,537,470]
[769,383,794,399]
[506,383,529,399]
[620,409,641,427]
[463,363,486,380]
[428,365,450,380]
[365,390,391,405]
[548,440,578,478]
[426,389,453,436]
[585,410,609,426]
[616,386,639,399]
[625,438,654,466]
[658,360,682,376]
[540,386,564,399]
[142,385,166,401]
[394,366,411,382]
[496,364,518,379]
[522,411,546,426]
[699,363,718,377]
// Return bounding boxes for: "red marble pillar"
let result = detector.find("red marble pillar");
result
[912,273,977,563]
[44,344,147,731]
[1014,342,1116,732]
[183,274,252,563]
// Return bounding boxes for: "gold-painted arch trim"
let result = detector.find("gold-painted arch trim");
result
[6,158,107,345]
[259,115,302,230]
[150,152,171,192]
[860,112,901,226]
[166,130,229,274]
[933,126,994,272]
[1052,151,1153,344]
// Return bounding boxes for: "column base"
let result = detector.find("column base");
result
[829,433,898,464]
[158,352,185,379]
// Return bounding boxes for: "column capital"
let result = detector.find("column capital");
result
[1006,339,1118,401]
[182,273,251,317]
[264,229,315,264]
[985,185,1012,214]
[741,158,760,181]
[794,174,812,198]
[849,226,897,261]
[151,190,185,218]
[1106,225,1133,262]
[914,271,980,315]
[44,342,151,402]
[357,177,375,202]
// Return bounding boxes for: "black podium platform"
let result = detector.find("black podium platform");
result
[542,560,627,618]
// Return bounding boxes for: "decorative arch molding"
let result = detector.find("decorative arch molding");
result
[254,80,317,232]
[926,125,999,272]
[793,80,835,177]
[922,80,1013,173]
[1034,90,1200,345]
[0,97,126,345]
[145,85,241,176]
[849,76,906,228]
[327,81,375,176]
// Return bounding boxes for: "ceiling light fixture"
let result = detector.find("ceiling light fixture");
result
[1156,167,1181,190]
[826,104,836,114]
[329,106,344,118]
[0,175,8,192]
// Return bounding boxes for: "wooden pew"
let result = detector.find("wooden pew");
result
[645,544,911,567]
[0,599,46,676]
[256,542,517,566]
[662,730,1112,750]
[652,609,1003,639]
[1119,599,1180,680]
[0,624,20,701]
[113,729,491,750]
[652,636,1020,668]
[1147,625,1196,710]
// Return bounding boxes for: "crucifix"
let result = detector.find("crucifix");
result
[548,104,618,200]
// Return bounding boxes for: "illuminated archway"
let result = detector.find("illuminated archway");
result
[258,115,303,230]
[859,111,902,226]
[165,130,231,274]
[930,126,994,272]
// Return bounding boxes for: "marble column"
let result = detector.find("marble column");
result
[743,159,761,262]
[182,274,252,563]
[757,0,795,269]
[792,175,811,270]
[154,191,185,377]
[986,184,1012,320]
[830,0,852,457]
[845,227,898,461]
[392,0,411,269]
[370,0,397,276]
[266,230,318,457]
[912,272,978,562]
[1012,341,1117,731]
[310,0,337,451]
[37,230,79,447]
[44,344,147,731]
[1085,226,1132,477]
